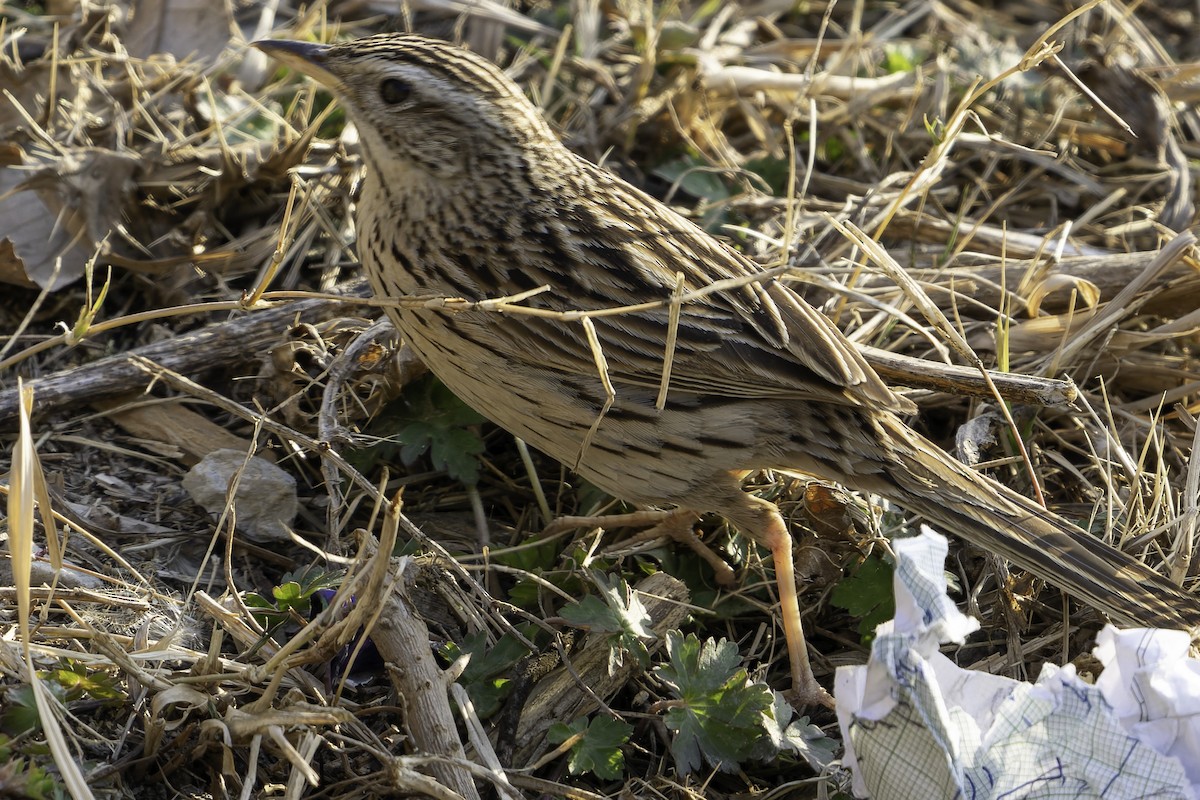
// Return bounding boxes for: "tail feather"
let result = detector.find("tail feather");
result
[876,413,1200,633]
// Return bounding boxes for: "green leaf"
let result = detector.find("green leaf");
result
[0,748,62,800]
[763,692,840,771]
[744,156,791,197]
[433,426,486,487]
[243,591,288,628]
[442,631,532,719]
[882,43,918,74]
[496,535,570,610]
[505,579,542,610]
[281,566,343,601]
[823,134,847,163]
[560,573,653,672]
[360,374,486,485]
[830,555,895,638]
[244,567,344,630]
[43,662,125,703]
[0,686,42,737]
[492,535,561,573]
[924,114,945,144]
[273,580,304,605]
[654,633,775,773]
[548,715,632,780]
[661,21,699,51]
[559,595,614,628]
[652,156,730,204]
[0,682,74,738]
[650,154,731,231]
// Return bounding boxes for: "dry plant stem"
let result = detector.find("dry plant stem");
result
[256,494,402,707]
[317,316,404,535]
[342,491,480,799]
[123,355,536,662]
[93,394,265,464]
[1046,231,1196,370]
[1174,420,1200,584]
[123,355,384,502]
[847,248,1200,318]
[503,774,607,800]
[377,557,481,800]
[0,485,154,589]
[862,13,1080,248]
[0,291,372,424]
[449,683,520,800]
[319,735,474,800]
[834,217,1048,507]
[193,592,328,697]
[377,759,476,800]
[542,510,679,535]
[0,587,149,610]
[859,346,1077,406]
[515,437,553,525]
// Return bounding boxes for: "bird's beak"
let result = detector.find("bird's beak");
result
[253,39,338,88]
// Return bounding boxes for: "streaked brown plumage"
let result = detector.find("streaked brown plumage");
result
[256,33,1200,706]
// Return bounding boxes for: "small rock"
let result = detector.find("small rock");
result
[182,449,298,543]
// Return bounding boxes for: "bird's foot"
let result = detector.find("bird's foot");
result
[784,678,836,711]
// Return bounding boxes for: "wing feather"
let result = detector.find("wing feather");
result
[455,169,913,414]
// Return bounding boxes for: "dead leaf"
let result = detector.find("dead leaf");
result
[1025,273,1101,316]
[0,148,140,290]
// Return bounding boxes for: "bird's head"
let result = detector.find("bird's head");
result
[254,34,557,183]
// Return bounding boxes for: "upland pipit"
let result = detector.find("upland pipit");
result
[256,34,1200,707]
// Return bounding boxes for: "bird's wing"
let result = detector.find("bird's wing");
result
[455,178,912,414]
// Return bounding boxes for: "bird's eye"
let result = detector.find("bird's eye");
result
[380,78,412,105]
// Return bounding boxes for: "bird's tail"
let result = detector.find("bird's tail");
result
[873,412,1200,633]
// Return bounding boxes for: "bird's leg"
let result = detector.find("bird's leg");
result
[543,508,736,587]
[730,494,834,709]
[547,497,832,707]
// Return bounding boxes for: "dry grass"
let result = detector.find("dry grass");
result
[3,1,1200,798]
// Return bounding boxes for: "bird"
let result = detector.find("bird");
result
[254,33,1200,707]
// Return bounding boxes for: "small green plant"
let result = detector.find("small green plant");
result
[441,631,532,718]
[744,155,792,197]
[924,114,946,144]
[492,533,576,611]
[823,133,848,164]
[242,565,344,632]
[41,661,125,703]
[357,374,486,485]
[881,43,919,74]
[765,693,840,773]
[830,554,896,640]
[654,633,775,772]
[548,715,633,780]
[653,633,839,773]
[0,686,46,738]
[650,153,731,231]
[0,660,126,738]
[0,736,62,800]
[560,573,653,673]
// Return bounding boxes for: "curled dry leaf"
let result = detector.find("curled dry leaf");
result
[1025,273,1102,316]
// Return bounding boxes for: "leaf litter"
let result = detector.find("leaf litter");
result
[2,1,1200,798]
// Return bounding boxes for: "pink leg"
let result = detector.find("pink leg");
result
[729,494,834,709]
